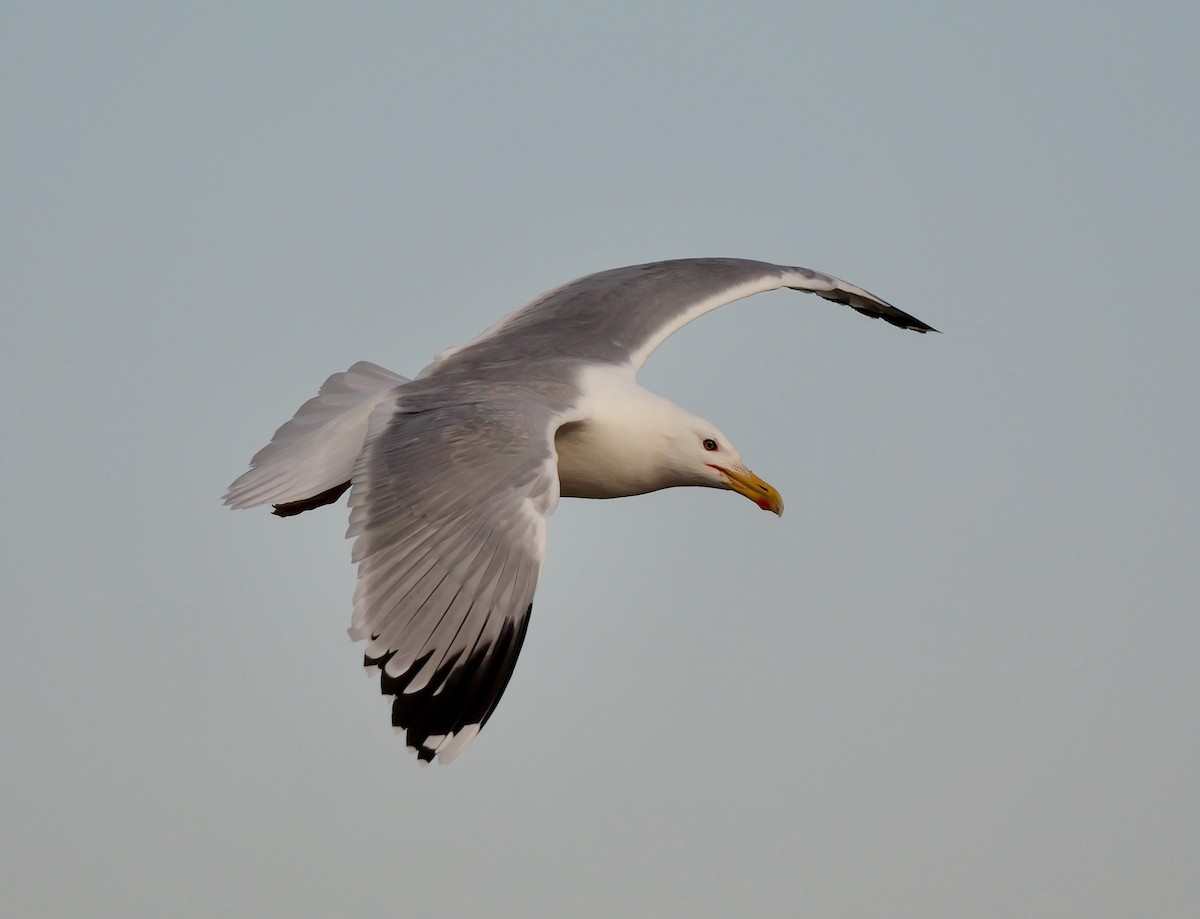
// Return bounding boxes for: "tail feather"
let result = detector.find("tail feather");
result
[225,361,409,512]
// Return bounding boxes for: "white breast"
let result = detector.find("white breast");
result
[554,366,685,500]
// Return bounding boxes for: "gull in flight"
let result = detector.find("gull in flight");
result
[226,258,935,763]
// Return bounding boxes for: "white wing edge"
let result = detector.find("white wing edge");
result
[628,262,930,370]
[624,268,792,370]
[224,361,410,510]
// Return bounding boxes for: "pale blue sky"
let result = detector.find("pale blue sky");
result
[3,2,1198,917]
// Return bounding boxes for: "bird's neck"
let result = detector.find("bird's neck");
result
[554,372,684,500]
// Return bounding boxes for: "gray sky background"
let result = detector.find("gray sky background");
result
[4,2,1198,917]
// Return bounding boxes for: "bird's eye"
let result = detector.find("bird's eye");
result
[702,438,719,451]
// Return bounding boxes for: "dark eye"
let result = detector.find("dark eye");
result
[702,438,719,452]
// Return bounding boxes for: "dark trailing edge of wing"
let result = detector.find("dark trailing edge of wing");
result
[365,604,534,762]
[272,481,352,517]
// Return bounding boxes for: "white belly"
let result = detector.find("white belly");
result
[555,420,662,499]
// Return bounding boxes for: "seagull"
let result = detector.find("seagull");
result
[226,258,935,763]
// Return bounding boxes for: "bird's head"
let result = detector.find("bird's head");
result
[662,415,784,516]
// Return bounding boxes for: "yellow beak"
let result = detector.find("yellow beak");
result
[717,465,784,516]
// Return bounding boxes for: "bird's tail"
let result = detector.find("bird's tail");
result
[224,361,410,515]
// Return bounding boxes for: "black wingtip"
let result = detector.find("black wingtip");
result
[903,313,940,334]
[903,317,940,334]
[847,302,938,334]
[368,604,534,763]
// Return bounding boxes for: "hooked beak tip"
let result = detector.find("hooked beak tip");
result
[714,464,784,516]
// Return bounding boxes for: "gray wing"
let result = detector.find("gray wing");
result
[426,258,936,375]
[347,391,568,763]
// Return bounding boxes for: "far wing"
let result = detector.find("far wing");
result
[347,394,566,763]
[425,258,935,376]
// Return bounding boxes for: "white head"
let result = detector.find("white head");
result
[656,406,785,515]
[555,382,784,515]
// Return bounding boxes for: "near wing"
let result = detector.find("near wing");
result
[347,394,564,763]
